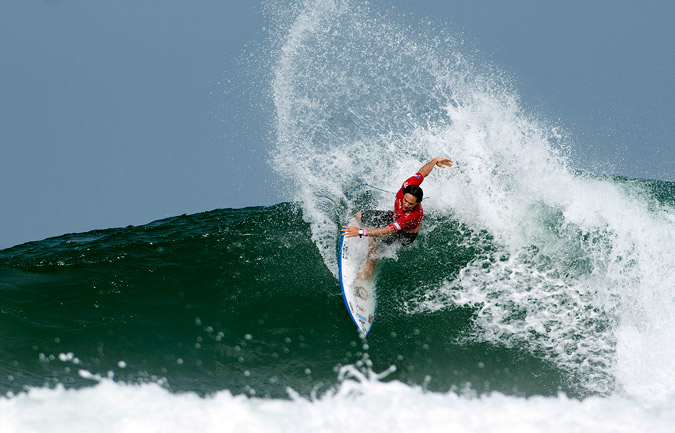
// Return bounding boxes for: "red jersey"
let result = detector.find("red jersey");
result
[388,172,424,232]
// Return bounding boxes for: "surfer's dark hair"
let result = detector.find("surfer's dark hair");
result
[403,185,423,203]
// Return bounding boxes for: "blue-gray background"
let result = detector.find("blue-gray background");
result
[1,0,673,249]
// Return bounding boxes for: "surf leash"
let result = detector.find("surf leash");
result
[346,183,397,200]
[346,183,429,201]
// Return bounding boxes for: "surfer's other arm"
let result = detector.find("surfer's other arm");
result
[417,157,453,178]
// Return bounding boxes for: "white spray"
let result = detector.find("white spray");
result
[270,0,675,399]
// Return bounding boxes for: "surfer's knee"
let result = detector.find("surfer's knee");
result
[355,210,363,221]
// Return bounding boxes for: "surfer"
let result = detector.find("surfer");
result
[341,157,453,279]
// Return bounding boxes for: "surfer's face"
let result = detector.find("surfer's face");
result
[402,193,418,212]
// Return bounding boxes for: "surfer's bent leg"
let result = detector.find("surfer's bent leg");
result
[358,239,379,280]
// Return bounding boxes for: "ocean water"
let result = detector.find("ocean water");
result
[3,0,675,431]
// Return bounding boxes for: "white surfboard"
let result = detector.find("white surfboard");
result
[338,218,377,335]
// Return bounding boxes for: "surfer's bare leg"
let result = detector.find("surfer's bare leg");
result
[357,239,378,280]
[352,210,377,280]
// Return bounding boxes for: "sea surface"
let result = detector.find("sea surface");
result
[1,181,675,431]
[3,0,675,431]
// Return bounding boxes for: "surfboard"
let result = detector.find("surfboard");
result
[338,218,377,335]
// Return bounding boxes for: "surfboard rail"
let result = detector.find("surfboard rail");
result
[338,219,377,335]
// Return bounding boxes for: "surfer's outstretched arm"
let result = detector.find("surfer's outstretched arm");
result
[417,157,453,178]
[341,226,393,238]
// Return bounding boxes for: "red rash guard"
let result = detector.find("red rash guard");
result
[388,173,424,233]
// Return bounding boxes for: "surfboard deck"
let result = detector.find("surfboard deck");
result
[338,218,377,335]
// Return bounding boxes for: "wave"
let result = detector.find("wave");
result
[3,174,674,401]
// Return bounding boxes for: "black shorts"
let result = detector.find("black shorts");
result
[360,210,418,246]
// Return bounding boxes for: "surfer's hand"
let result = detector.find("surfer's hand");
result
[342,225,360,238]
[435,157,453,168]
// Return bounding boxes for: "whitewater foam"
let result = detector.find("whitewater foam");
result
[2,371,675,433]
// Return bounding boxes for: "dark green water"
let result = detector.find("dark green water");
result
[1,202,569,400]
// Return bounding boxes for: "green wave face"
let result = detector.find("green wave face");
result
[0,202,566,399]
